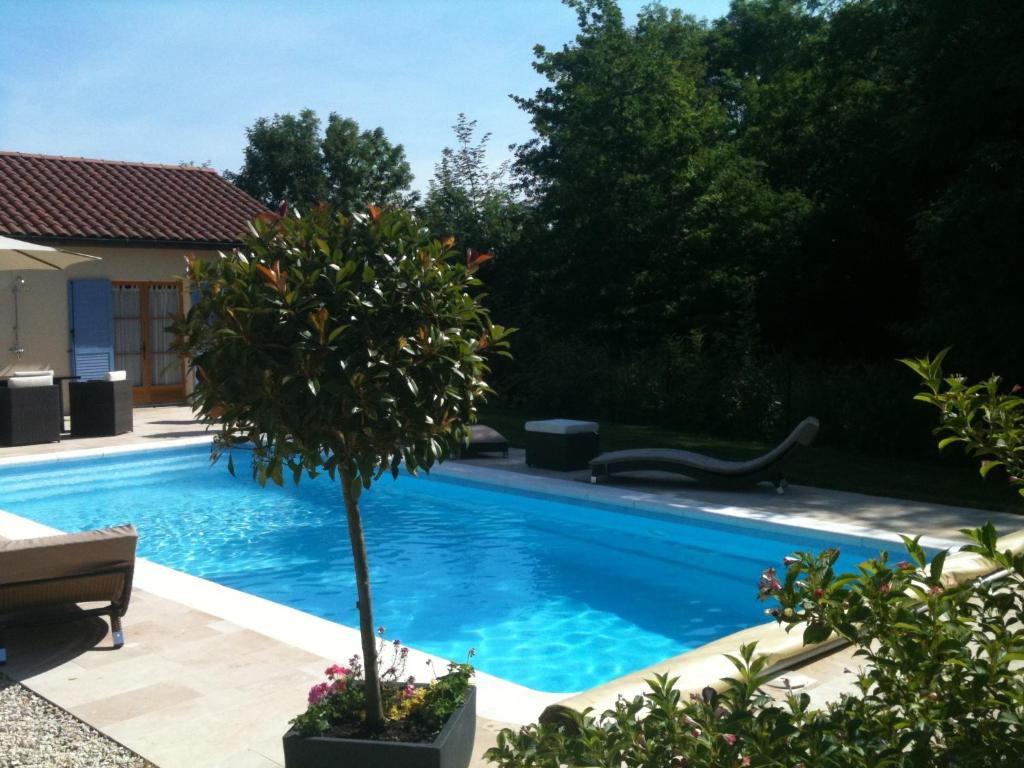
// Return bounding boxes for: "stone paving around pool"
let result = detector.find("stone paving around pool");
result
[0,405,1018,767]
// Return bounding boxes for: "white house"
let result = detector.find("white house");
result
[0,151,266,405]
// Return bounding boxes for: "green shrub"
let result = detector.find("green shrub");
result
[485,525,1024,767]
[902,349,1024,497]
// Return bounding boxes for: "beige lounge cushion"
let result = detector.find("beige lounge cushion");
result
[8,373,53,388]
[12,370,54,377]
[0,524,137,586]
[104,370,127,382]
[525,419,599,435]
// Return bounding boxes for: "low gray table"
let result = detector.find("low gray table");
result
[524,419,600,471]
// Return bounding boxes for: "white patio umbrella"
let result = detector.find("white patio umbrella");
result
[0,234,102,270]
[1,235,102,356]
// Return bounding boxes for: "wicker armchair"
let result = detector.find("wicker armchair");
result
[69,379,133,437]
[0,383,61,446]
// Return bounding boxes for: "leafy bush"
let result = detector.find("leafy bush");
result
[485,525,1024,767]
[902,349,1024,497]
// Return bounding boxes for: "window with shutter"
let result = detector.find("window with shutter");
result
[67,279,114,380]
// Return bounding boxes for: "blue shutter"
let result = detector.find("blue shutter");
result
[68,279,114,380]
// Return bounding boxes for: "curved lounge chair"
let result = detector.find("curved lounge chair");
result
[461,424,510,458]
[589,417,819,493]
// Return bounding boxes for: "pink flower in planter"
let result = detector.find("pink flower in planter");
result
[723,733,737,746]
[307,682,330,705]
[325,664,348,677]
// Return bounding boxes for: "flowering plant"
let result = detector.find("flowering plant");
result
[292,627,475,741]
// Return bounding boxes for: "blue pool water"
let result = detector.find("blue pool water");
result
[0,446,897,691]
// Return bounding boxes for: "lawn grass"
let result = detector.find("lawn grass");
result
[478,405,1023,514]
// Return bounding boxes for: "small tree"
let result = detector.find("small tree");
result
[171,203,509,727]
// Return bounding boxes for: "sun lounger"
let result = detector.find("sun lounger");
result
[589,417,819,493]
[462,424,509,457]
[0,524,138,664]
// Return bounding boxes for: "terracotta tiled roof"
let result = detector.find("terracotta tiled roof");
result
[0,151,267,246]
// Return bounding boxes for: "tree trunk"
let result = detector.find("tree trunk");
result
[340,470,385,728]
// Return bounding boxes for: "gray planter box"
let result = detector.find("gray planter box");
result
[282,685,476,768]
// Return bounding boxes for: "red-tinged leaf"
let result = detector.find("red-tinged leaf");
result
[368,203,381,221]
[255,264,277,285]
[277,199,289,218]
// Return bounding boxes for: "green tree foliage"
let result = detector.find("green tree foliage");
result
[487,0,1022,447]
[419,114,528,327]
[420,114,523,255]
[228,109,415,211]
[486,525,1024,766]
[512,0,808,348]
[171,203,509,726]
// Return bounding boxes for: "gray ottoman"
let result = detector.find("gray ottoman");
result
[525,419,600,471]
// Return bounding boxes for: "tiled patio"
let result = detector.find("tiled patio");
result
[0,406,1017,767]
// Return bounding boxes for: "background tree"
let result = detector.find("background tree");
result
[420,114,522,254]
[419,114,528,327]
[480,0,1021,450]
[172,203,509,727]
[227,110,415,211]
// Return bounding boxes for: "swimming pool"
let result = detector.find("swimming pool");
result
[0,445,896,691]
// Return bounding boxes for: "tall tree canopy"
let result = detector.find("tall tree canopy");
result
[488,0,1023,444]
[228,109,415,211]
[513,0,807,347]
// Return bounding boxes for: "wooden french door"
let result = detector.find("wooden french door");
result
[112,281,185,405]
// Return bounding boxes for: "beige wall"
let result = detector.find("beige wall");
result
[0,243,213,381]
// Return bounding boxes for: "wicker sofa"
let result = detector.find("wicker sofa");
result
[0,524,138,664]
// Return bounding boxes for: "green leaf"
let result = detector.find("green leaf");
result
[803,623,831,645]
[980,460,1004,478]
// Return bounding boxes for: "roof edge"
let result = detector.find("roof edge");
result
[0,150,220,173]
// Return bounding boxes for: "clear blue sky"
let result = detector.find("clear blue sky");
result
[0,0,731,192]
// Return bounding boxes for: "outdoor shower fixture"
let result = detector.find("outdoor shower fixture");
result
[9,275,25,356]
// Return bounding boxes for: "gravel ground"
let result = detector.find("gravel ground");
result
[0,673,153,768]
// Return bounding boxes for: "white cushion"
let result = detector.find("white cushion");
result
[8,373,53,388]
[524,419,600,435]
[12,369,54,377]
[104,370,127,382]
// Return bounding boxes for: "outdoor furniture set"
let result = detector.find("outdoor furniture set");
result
[474,416,820,493]
[0,369,133,446]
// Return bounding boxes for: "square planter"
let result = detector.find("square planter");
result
[525,419,600,470]
[283,685,476,768]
